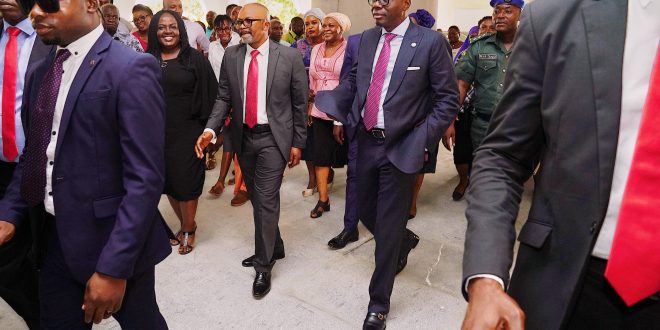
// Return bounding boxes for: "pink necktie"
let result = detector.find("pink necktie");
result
[363,33,396,130]
[245,49,259,128]
[2,27,22,161]
[605,45,660,306]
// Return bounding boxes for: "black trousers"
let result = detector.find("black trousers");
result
[0,160,40,329]
[566,257,660,329]
[39,219,167,330]
[356,128,416,314]
[238,129,286,273]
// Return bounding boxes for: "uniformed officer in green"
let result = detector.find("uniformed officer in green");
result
[452,0,523,149]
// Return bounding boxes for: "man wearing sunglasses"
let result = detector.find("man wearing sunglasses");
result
[0,0,172,328]
[0,0,51,328]
[315,0,458,329]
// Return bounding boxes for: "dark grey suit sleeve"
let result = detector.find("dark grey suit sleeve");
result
[426,34,459,148]
[462,4,546,298]
[206,52,232,136]
[289,50,308,149]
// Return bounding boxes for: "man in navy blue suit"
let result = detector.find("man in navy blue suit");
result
[0,0,171,328]
[315,0,458,328]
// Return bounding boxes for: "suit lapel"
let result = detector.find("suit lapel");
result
[581,0,628,217]
[384,23,420,103]
[357,27,382,109]
[236,44,247,122]
[55,33,110,157]
[266,40,280,102]
[27,38,52,77]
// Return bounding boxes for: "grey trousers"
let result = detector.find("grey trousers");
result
[238,130,286,272]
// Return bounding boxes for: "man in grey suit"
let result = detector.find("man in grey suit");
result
[195,3,307,299]
[315,0,458,328]
[462,0,660,329]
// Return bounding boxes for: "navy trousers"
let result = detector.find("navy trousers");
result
[342,132,359,232]
[39,219,167,330]
[356,127,416,314]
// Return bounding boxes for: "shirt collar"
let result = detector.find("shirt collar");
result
[3,17,35,36]
[639,0,652,8]
[57,23,104,57]
[246,39,270,57]
[381,17,411,37]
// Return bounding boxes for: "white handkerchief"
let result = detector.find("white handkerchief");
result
[407,66,421,71]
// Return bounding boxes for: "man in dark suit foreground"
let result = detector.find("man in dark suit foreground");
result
[315,0,458,328]
[0,0,51,327]
[0,0,171,327]
[462,0,660,329]
[195,3,308,299]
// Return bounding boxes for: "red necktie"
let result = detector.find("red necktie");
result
[2,27,21,161]
[605,44,660,306]
[245,49,259,128]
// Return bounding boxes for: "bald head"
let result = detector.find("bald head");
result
[163,0,183,17]
[237,3,270,48]
[101,3,120,36]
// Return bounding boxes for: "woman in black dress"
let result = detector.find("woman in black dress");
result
[147,10,218,254]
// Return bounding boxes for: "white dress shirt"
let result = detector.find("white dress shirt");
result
[360,18,410,129]
[44,24,104,215]
[208,36,239,80]
[468,0,659,291]
[243,41,269,124]
[184,19,210,54]
[593,0,659,259]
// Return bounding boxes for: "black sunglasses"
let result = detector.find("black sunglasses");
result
[18,0,60,15]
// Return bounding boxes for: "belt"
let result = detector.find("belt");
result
[363,126,386,139]
[243,124,271,134]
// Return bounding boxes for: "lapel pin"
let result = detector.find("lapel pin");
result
[411,42,417,48]
[89,60,96,67]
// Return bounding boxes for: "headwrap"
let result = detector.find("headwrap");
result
[453,25,479,64]
[304,8,326,22]
[408,9,435,29]
[325,12,351,33]
[490,0,524,8]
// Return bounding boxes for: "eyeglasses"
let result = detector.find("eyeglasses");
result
[18,0,60,14]
[133,15,149,24]
[367,0,390,6]
[234,18,265,28]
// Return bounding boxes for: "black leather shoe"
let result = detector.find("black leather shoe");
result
[242,251,285,267]
[363,312,387,330]
[396,229,420,274]
[328,229,359,250]
[252,272,271,298]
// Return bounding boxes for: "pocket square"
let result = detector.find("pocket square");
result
[406,66,421,71]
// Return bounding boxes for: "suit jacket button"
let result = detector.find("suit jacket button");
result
[590,221,597,233]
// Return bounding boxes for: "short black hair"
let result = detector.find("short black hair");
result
[478,16,492,26]
[213,14,232,27]
[448,25,460,32]
[291,16,303,24]
[226,4,237,13]
[132,4,153,16]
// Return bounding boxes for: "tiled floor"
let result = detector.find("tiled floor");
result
[0,149,532,329]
